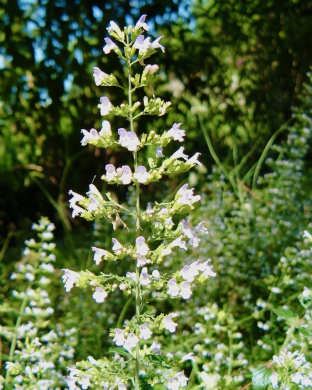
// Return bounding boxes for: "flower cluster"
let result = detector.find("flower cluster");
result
[62,14,216,390]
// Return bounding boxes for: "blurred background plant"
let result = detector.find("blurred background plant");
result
[1,0,312,388]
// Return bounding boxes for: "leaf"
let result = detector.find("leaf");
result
[145,354,171,368]
[139,378,153,390]
[272,308,294,321]
[108,347,134,360]
[298,327,312,337]
[252,365,273,389]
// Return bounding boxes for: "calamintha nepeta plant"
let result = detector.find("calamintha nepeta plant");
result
[62,15,216,390]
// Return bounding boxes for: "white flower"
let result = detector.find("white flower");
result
[198,260,217,277]
[156,146,164,157]
[163,313,178,333]
[182,352,195,362]
[79,374,91,389]
[146,202,154,214]
[113,328,125,346]
[179,264,198,282]
[93,67,108,86]
[167,377,179,390]
[136,236,149,256]
[171,146,189,161]
[81,128,99,146]
[118,128,140,151]
[150,36,165,53]
[134,166,151,183]
[134,35,151,53]
[140,267,151,285]
[92,247,108,265]
[180,281,192,299]
[103,37,118,54]
[303,230,312,239]
[99,96,113,116]
[112,238,123,254]
[137,255,149,267]
[124,333,139,350]
[181,219,200,247]
[62,269,80,292]
[68,190,85,217]
[126,271,136,281]
[291,372,304,384]
[166,123,185,142]
[139,323,152,340]
[120,165,132,184]
[188,152,202,167]
[105,164,117,181]
[194,221,208,234]
[150,340,161,354]
[175,371,188,387]
[176,184,201,205]
[167,279,180,297]
[101,381,109,389]
[135,15,149,31]
[93,287,108,303]
[170,236,187,250]
[270,372,279,389]
[271,287,281,294]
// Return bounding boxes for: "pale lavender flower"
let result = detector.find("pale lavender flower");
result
[181,219,200,247]
[140,267,151,285]
[126,271,136,281]
[176,184,201,205]
[166,123,185,142]
[156,146,164,157]
[270,372,279,389]
[139,323,152,340]
[103,37,118,54]
[150,340,161,354]
[198,260,217,277]
[179,264,198,282]
[170,236,187,250]
[118,128,140,151]
[68,190,85,217]
[180,281,192,299]
[81,128,99,146]
[134,166,150,183]
[93,67,108,86]
[124,333,139,350]
[62,269,80,292]
[93,287,108,303]
[113,329,125,346]
[167,279,180,297]
[150,36,165,53]
[88,356,97,365]
[101,381,109,389]
[163,313,178,333]
[146,202,154,214]
[291,372,304,384]
[120,165,132,184]
[105,164,117,181]
[136,236,149,256]
[67,376,78,390]
[135,15,149,31]
[112,238,123,254]
[137,255,149,267]
[194,221,208,234]
[107,21,123,38]
[167,377,179,390]
[175,371,188,387]
[188,152,202,167]
[99,96,113,116]
[134,35,151,53]
[79,375,91,389]
[171,146,189,161]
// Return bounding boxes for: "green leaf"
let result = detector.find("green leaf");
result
[108,347,134,360]
[252,365,273,389]
[298,327,312,337]
[145,354,171,368]
[272,308,294,321]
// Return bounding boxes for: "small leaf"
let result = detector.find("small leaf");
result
[299,327,312,337]
[145,354,171,368]
[252,365,272,389]
[272,308,294,320]
[108,347,134,360]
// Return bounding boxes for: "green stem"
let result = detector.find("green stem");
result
[127,42,141,390]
